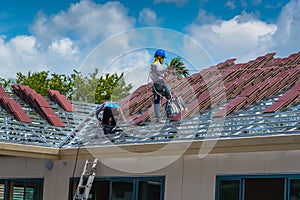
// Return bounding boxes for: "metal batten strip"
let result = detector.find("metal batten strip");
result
[57,109,96,148]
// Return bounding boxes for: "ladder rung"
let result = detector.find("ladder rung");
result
[73,159,98,200]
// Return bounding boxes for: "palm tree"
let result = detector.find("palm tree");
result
[169,57,190,79]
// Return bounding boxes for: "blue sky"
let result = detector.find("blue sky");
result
[0,0,299,85]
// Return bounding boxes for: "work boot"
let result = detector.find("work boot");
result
[167,113,173,118]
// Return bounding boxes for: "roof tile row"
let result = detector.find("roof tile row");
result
[0,85,32,123]
[121,52,300,124]
[48,89,76,112]
[12,85,65,127]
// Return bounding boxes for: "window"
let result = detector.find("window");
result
[112,181,133,200]
[0,182,4,200]
[216,175,300,200]
[138,180,163,200]
[69,177,165,200]
[289,179,300,200]
[0,179,43,200]
[244,178,284,200]
[219,180,240,200]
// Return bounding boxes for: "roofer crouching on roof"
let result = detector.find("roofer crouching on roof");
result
[150,49,174,123]
[95,101,123,135]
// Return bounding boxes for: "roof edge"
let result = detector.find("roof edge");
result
[0,142,60,160]
[59,134,300,160]
[2,133,300,160]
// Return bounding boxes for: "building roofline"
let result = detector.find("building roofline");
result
[2,134,300,160]
[0,142,60,159]
[57,134,300,160]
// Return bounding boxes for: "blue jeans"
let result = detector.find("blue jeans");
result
[153,83,172,118]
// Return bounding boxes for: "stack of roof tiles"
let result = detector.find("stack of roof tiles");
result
[0,85,31,123]
[2,84,77,126]
[12,85,66,127]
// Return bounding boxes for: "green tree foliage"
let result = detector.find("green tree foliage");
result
[111,76,133,102]
[48,73,74,98]
[169,57,190,79]
[71,69,133,104]
[72,69,99,103]
[0,77,11,90]
[16,71,50,96]
[6,69,132,104]
[16,71,74,98]
[94,72,133,104]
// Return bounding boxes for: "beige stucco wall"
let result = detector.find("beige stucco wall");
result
[0,156,75,200]
[2,150,300,200]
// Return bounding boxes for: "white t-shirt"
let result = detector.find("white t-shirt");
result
[150,61,168,85]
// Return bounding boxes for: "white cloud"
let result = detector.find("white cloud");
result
[109,50,152,90]
[1,0,299,84]
[31,0,135,46]
[0,35,82,79]
[0,0,135,79]
[185,0,300,64]
[271,0,300,57]
[9,35,37,55]
[185,12,277,63]
[48,37,79,57]
[196,10,217,24]
[0,35,48,78]
[78,27,209,90]
[138,8,161,26]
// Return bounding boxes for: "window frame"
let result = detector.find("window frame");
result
[0,178,44,200]
[0,180,6,200]
[69,176,165,200]
[216,174,300,200]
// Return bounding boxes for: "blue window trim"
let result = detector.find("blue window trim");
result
[0,178,44,182]
[287,177,300,200]
[215,177,243,200]
[0,180,7,200]
[215,173,300,200]
[0,178,44,200]
[69,176,165,200]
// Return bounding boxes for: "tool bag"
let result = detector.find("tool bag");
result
[170,96,185,115]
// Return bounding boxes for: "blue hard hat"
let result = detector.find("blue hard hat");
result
[154,49,166,58]
[106,103,120,109]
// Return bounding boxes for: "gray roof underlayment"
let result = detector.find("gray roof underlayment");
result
[0,51,300,149]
